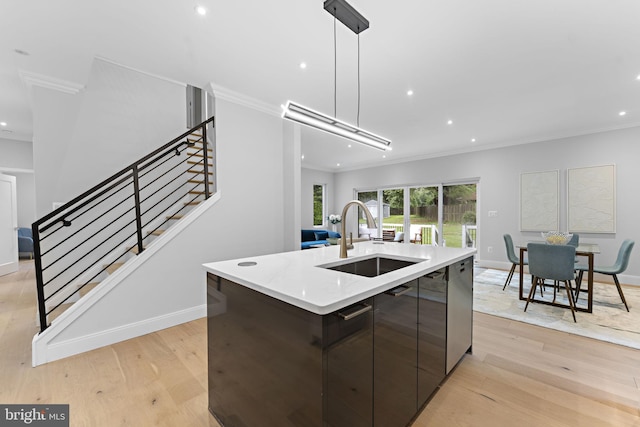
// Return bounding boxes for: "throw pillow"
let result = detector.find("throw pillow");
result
[314,231,329,241]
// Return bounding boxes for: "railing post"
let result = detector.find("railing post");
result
[132,165,144,254]
[32,224,48,332]
[202,123,210,199]
[461,224,466,248]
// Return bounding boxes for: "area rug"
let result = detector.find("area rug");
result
[474,268,640,349]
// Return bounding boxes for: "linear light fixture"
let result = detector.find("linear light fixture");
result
[323,0,369,34]
[281,0,392,152]
[282,101,392,151]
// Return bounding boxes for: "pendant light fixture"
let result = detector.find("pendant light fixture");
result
[281,0,392,152]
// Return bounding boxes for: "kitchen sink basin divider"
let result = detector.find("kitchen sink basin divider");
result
[32,116,215,332]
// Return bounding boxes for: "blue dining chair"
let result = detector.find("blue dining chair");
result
[575,239,634,312]
[502,234,527,290]
[567,233,579,247]
[525,243,577,322]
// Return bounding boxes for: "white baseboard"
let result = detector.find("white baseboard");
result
[0,260,18,277]
[32,304,206,367]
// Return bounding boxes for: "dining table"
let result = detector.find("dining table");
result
[518,242,600,313]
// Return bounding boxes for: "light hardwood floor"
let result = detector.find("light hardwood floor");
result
[1,261,638,426]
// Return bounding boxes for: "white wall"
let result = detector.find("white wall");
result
[0,138,33,169]
[35,91,290,363]
[31,58,186,217]
[334,126,640,282]
[49,93,287,340]
[301,167,336,229]
[0,138,36,226]
[283,122,302,251]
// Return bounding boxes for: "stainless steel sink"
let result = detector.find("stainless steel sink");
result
[319,256,422,278]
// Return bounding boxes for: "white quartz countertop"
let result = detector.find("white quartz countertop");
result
[203,242,476,315]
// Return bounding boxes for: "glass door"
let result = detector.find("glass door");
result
[442,184,477,248]
[357,191,378,239]
[357,182,477,247]
[409,186,439,245]
[382,188,404,242]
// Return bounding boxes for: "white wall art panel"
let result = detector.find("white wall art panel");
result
[568,165,616,233]
[520,170,559,231]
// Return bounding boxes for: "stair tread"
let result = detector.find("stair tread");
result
[79,282,99,296]
[187,149,213,155]
[149,229,165,236]
[184,201,201,206]
[166,214,184,220]
[129,245,146,254]
[187,169,214,175]
[187,160,214,166]
[48,302,74,323]
[187,179,214,185]
[104,262,124,275]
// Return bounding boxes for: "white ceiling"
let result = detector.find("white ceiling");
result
[2,0,640,171]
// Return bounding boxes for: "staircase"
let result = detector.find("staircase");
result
[33,117,215,331]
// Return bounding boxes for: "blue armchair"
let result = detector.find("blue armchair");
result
[18,227,34,259]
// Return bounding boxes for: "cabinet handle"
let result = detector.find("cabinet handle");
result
[425,270,446,280]
[386,285,412,297]
[338,303,372,320]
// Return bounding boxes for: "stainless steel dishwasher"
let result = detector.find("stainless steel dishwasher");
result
[446,256,474,374]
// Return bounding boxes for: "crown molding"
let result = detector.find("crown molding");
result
[207,83,280,117]
[0,167,34,174]
[94,56,187,87]
[19,71,84,95]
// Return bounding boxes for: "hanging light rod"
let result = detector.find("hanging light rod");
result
[323,0,369,34]
[282,101,391,151]
[281,1,390,152]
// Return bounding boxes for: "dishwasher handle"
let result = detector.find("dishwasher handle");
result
[385,285,412,297]
[424,269,446,280]
[338,303,372,320]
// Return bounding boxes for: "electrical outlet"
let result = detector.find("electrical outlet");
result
[487,246,493,253]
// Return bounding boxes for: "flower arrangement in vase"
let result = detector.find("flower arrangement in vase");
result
[327,214,342,232]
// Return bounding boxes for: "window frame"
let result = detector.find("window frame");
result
[313,183,326,227]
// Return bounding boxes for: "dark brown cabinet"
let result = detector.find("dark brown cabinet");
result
[207,275,324,427]
[417,269,447,407]
[207,256,473,427]
[325,299,374,427]
[374,280,419,427]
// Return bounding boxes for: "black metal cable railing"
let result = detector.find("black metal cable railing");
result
[33,117,215,332]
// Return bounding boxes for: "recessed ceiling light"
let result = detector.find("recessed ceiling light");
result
[0,122,7,127]
[407,90,413,96]
[382,154,386,158]
[636,74,640,81]
[447,119,453,125]
[471,138,476,142]
[619,111,627,116]
[300,62,307,69]
[347,144,351,148]
[301,154,305,160]
[336,163,340,167]
[195,6,207,15]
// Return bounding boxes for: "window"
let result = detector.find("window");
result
[313,184,325,226]
[357,182,477,247]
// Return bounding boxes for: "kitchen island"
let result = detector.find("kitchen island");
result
[204,241,476,427]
